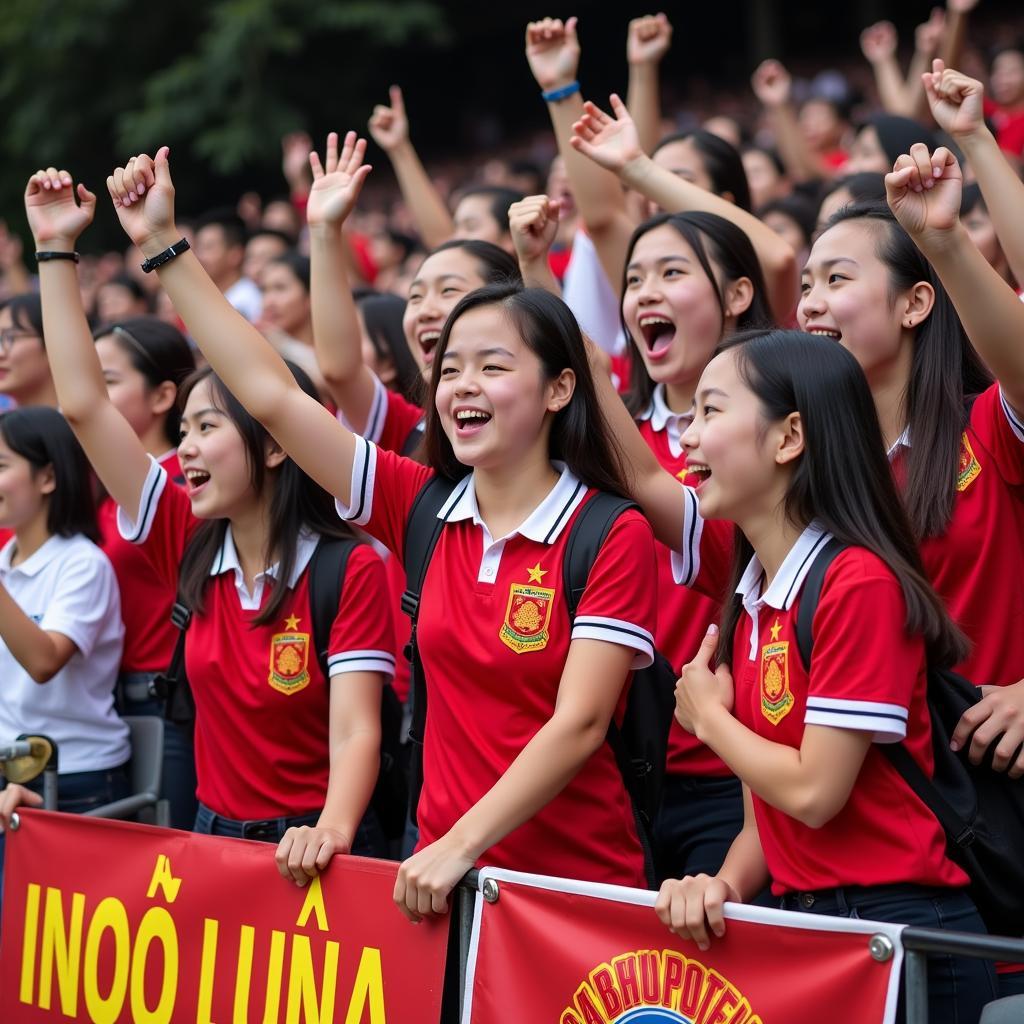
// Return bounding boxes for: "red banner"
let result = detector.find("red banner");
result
[463,869,904,1024]
[0,810,448,1023]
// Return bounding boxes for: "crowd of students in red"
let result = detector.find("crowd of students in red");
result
[0,6,1023,1021]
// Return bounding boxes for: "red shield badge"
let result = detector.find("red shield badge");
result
[269,616,311,694]
[957,433,981,492]
[760,640,793,725]
[500,583,555,654]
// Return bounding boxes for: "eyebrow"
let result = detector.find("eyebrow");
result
[801,256,860,275]
[181,407,225,421]
[697,386,729,401]
[409,272,471,289]
[626,254,693,272]
[441,346,516,361]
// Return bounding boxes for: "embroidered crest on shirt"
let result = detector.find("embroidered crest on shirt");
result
[956,433,981,492]
[760,618,794,725]
[268,614,311,694]
[500,568,555,653]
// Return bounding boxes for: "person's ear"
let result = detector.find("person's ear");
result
[149,380,178,419]
[546,368,576,413]
[264,439,288,470]
[900,281,935,330]
[37,463,57,497]
[723,276,754,321]
[774,411,804,467]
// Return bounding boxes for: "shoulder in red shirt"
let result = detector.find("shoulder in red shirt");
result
[730,524,967,894]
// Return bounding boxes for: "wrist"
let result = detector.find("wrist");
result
[620,152,654,188]
[446,819,486,862]
[31,237,77,254]
[693,701,731,747]
[139,229,183,261]
[308,220,345,242]
[534,70,578,92]
[955,125,996,154]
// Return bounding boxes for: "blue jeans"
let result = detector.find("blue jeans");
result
[117,673,198,830]
[654,773,744,883]
[779,883,997,1024]
[194,802,389,858]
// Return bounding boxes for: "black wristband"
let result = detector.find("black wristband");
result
[35,250,80,263]
[140,238,190,274]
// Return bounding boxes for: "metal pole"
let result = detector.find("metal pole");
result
[903,949,929,1024]
[42,766,59,810]
[457,885,475,1019]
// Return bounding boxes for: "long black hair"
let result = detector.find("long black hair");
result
[0,406,99,542]
[356,292,420,405]
[93,317,196,446]
[714,330,968,669]
[176,362,353,626]
[621,211,774,416]
[653,130,752,211]
[423,283,630,496]
[822,201,991,538]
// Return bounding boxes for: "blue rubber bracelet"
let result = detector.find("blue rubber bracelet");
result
[542,81,581,103]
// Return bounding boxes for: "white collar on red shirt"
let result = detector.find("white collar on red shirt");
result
[639,384,693,458]
[0,534,77,578]
[734,522,834,659]
[887,428,911,459]
[210,527,319,611]
[438,461,588,545]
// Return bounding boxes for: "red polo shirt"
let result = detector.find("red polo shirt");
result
[731,524,967,894]
[118,457,395,820]
[893,385,1024,688]
[638,389,729,777]
[97,449,183,673]
[338,438,657,887]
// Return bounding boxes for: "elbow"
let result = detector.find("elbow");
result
[29,661,60,685]
[789,786,846,830]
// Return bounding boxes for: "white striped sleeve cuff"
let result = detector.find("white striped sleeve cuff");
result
[1000,387,1024,443]
[335,436,377,527]
[805,696,909,743]
[571,615,655,669]
[328,649,397,678]
[336,371,388,445]
[116,455,168,545]
[669,484,704,587]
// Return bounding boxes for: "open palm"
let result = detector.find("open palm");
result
[570,95,643,173]
[24,172,95,246]
[306,131,372,228]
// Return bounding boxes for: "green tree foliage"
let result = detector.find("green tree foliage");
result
[0,0,447,247]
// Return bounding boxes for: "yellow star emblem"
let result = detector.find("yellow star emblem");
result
[769,618,782,642]
[527,562,548,584]
[677,468,688,482]
[284,614,301,631]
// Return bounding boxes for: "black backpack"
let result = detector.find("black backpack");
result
[400,477,676,883]
[154,536,408,840]
[795,538,1024,937]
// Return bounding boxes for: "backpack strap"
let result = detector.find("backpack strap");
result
[794,537,848,672]
[307,536,359,680]
[402,475,463,757]
[152,600,194,727]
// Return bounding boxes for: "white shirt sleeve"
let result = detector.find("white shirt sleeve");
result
[40,545,124,660]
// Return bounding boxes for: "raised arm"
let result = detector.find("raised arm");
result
[525,17,636,289]
[368,86,454,251]
[860,21,913,116]
[750,60,831,184]
[886,141,1024,414]
[509,194,563,295]
[306,131,381,429]
[905,8,947,121]
[939,0,977,76]
[626,13,673,155]
[925,61,1024,288]
[106,148,361,505]
[25,169,151,516]
[572,95,797,323]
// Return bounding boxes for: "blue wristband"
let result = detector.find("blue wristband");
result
[542,81,580,103]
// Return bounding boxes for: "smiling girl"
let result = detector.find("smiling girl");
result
[104,140,658,917]
[25,165,395,886]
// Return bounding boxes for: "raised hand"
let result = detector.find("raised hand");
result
[525,16,581,91]
[915,7,945,56]
[947,0,979,12]
[25,169,97,248]
[860,21,898,65]
[751,59,793,108]
[627,13,673,66]
[885,143,963,240]
[306,131,372,229]
[106,147,178,254]
[509,194,561,264]
[282,131,314,190]
[569,94,643,174]
[923,59,986,139]
[368,86,410,153]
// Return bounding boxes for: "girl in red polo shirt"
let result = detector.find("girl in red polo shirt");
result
[104,140,657,913]
[26,166,395,887]
[657,329,996,1024]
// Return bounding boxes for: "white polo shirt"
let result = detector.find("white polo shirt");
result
[0,534,129,773]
